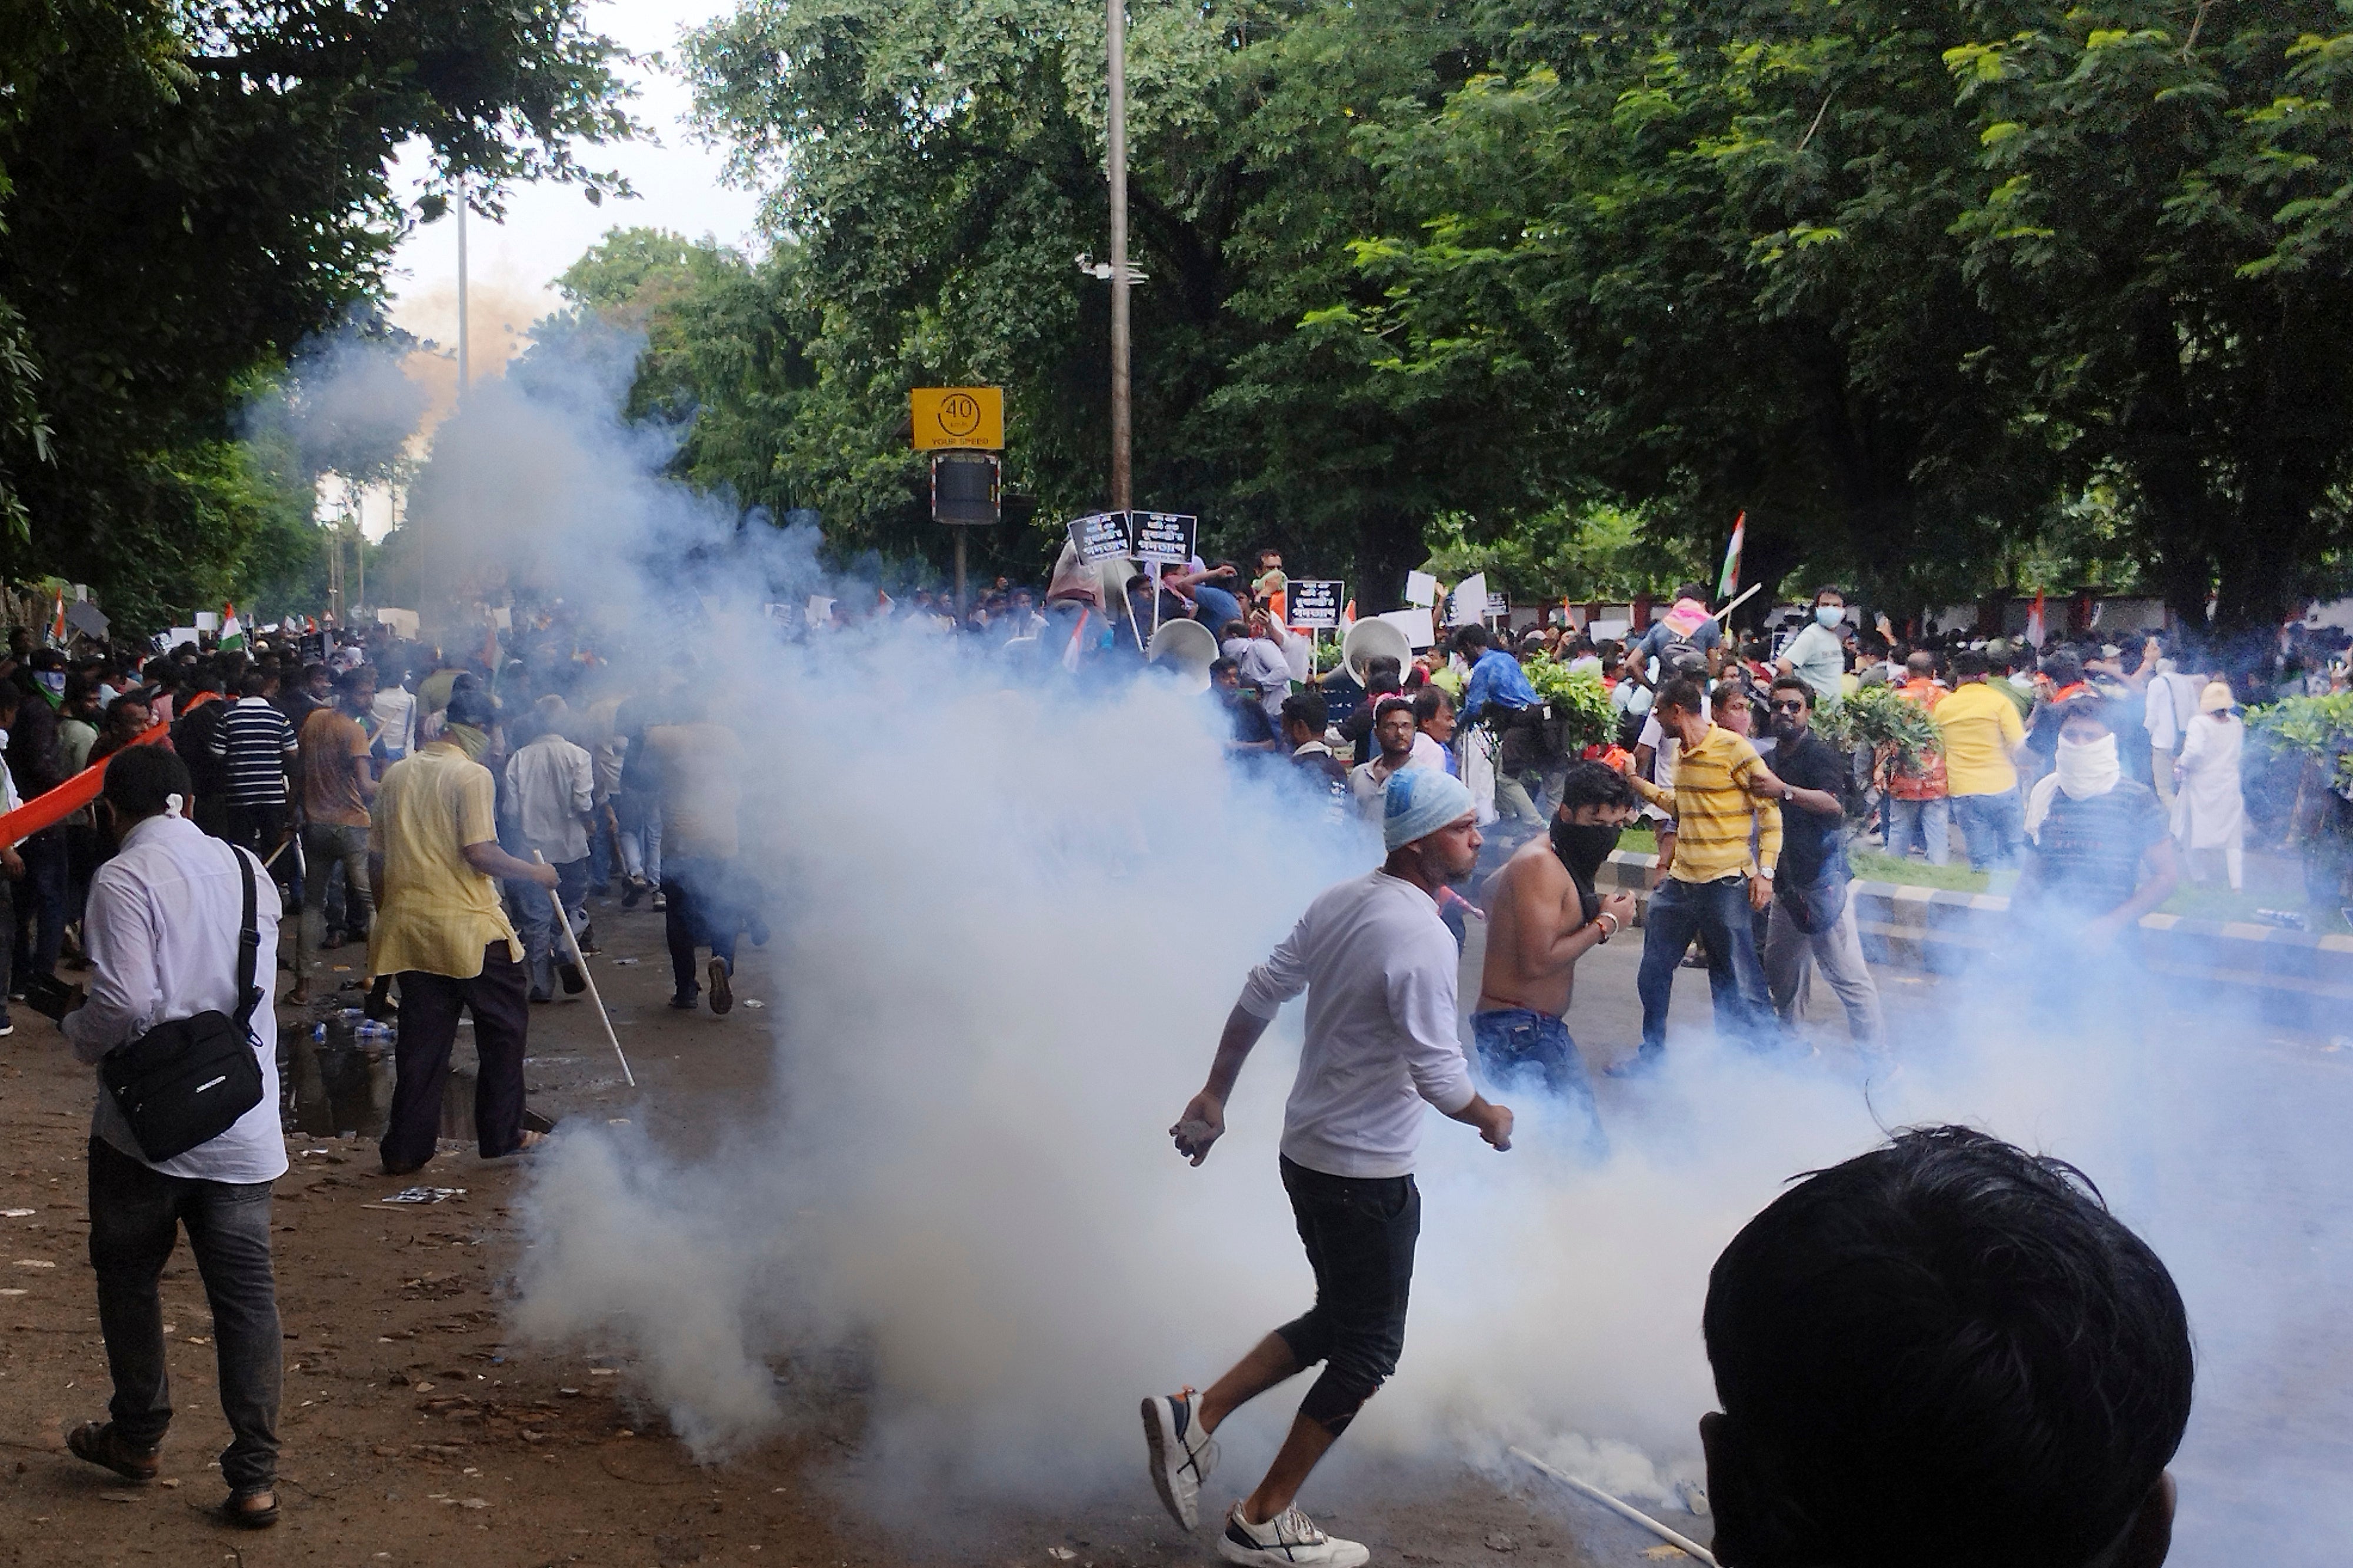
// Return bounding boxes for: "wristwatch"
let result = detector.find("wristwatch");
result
[1756,866,1774,880]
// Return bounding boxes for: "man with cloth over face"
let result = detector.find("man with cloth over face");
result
[1140,769,1515,1568]
[1471,760,1640,1148]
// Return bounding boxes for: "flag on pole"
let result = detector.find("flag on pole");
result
[2024,589,2046,648]
[219,602,245,651]
[48,590,65,646]
[1717,511,1747,600]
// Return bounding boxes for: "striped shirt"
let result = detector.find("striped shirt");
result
[1631,723,1782,882]
[206,696,297,805]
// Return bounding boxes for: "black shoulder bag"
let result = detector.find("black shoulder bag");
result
[99,847,265,1162]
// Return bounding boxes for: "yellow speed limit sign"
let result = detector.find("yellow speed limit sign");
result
[911,386,1004,451]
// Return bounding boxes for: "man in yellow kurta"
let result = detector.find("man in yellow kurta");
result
[368,689,557,1175]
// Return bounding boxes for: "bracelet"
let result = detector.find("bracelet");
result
[1595,912,1619,940]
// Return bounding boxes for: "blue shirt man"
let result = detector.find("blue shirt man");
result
[1457,628,1539,723]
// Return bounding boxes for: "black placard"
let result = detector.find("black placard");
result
[1066,512,1134,564]
[1289,579,1345,629]
[1129,511,1197,565]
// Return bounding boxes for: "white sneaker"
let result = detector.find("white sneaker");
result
[1216,1503,1369,1567]
[1141,1387,1219,1530]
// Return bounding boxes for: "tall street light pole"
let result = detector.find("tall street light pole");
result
[455,172,470,401]
[1106,0,1131,512]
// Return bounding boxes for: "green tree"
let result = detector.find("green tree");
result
[0,0,638,633]
[679,0,1537,601]
[1332,0,2066,621]
[1945,1,2353,636]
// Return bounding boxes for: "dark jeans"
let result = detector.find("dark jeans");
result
[382,944,531,1169]
[10,827,66,984]
[662,855,741,999]
[86,1137,280,1491]
[1272,1155,1420,1434]
[1637,874,1777,1057]
[1470,1007,1605,1156]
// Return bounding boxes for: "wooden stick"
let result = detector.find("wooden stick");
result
[1508,1447,1717,1564]
[1709,583,1762,624]
[535,851,635,1088]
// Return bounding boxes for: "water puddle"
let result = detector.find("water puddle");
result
[279,1010,479,1140]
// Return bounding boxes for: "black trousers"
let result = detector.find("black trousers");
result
[382,944,529,1170]
[1271,1155,1421,1433]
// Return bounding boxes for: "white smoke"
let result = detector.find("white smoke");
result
[315,314,2353,1565]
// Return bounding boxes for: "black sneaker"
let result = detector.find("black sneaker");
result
[621,877,645,910]
[668,989,700,1011]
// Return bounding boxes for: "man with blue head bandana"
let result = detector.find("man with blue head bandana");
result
[1141,766,1515,1568]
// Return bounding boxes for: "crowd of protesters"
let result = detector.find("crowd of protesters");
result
[0,568,2227,1563]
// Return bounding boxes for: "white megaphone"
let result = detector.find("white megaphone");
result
[1146,617,1219,692]
[1341,616,1412,687]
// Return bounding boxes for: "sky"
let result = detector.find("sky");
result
[381,0,765,375]
[352,0,764,541]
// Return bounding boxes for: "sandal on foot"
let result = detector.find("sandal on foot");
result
[221,1486,279,1528]
[67,1421,159,1482]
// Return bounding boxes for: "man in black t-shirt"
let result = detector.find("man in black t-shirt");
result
[1755,678,1882,1048]
[2018,700,2177,941]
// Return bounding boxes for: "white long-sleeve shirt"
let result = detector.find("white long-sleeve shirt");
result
[503,731,595,863]
[63,814,285,1183]
[1238,870,1475,1178]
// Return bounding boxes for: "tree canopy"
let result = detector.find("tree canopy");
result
[533,1,2353,633]
[0,0,636,631]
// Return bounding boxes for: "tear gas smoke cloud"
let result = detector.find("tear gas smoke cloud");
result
[306,316,2352,1562]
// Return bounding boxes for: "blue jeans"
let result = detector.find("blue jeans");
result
[1886,796,1951,864]
[512,856,589,996]
[1951,789,2023,871]
[1637,875,1777,1056]
[616,787,662,887]
[1471,1008,1604,1155]
[88,1137,280,1492]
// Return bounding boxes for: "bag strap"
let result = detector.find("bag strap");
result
[232,845,261,1028]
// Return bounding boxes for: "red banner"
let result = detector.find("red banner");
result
[0,722,172,846]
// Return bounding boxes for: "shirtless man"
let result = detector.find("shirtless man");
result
[1470,760,1640,1149]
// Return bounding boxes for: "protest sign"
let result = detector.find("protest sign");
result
[1067,511,1134,564]
[1289,580,1345,629]
[1129,511,1197,565]
[1376,608,1437,649]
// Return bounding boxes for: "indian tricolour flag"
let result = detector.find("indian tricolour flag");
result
[219,603,245,650]
[1717,511,1747,600]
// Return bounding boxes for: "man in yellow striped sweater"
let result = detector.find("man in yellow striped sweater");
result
[1621,676,1784,1070]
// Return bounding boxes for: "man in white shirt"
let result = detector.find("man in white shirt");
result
[1220,611,1295,726]
[2141,646,2207,813]
[1142,769,1514,1568]
[59,745,286,1528]
[502,698,596,1002]
[1775,586,1852,703]
[1345,698,1431,821]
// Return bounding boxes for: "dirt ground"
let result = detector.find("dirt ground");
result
[0,890,1701,1568]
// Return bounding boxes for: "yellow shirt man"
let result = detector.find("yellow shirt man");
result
[1630,722,1782,882]
[368,742,520,980]
[1934,680,2027,798]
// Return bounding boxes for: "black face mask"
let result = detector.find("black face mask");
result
[1549,818,1622,918]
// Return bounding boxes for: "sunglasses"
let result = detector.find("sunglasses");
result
[1769,699,1808,713]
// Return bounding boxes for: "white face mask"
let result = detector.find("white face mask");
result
[1815,605,1843,628]
[2053,732,2120,799]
